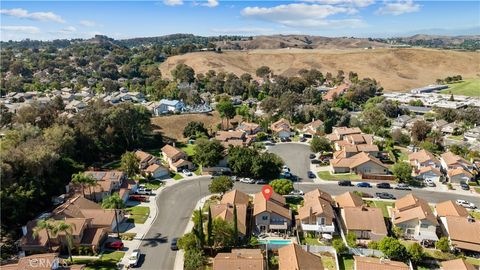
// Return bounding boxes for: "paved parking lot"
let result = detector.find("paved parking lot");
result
[267,143,313,182]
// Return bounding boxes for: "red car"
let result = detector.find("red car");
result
[105,241,124,250]
[129,195,147,202]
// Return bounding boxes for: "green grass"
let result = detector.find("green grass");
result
[180,144,196,156]
[364,200,394,217]
[466,257,480,266]
[126,206,150,224]
[146,149,162,157]
[321,256,336,270]
[317,171,360,181]
[475,187,480,194]
[286,197,304,211]
[448,135,464,141]
[470,211,480,220]
[441,79,480,97]
[138,179,163,190]
[338,254,354,270]
[194,166,202,175]
[71,251,125,270]
[172,173,184,180]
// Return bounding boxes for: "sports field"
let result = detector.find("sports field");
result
[441,79,480,96]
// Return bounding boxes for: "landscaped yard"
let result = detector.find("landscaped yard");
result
[364,200,394,217]
[126,206,150,224]
[470,211,480,220]
[71,251,125,270]
[466,257,480,266]
[338,254,354,270]
[138,179,163,190]
[102,160,121,169]
[170,171,184,180]
[317,171,360,181]
[441,79,480,97]
[320,255,336,270]
[180,144,196,156]
[474,187,480,194]
[448,135,464,141]
[286,197,304,211]
[194,166,202,175]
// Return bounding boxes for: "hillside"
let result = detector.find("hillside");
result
[159,48,480,92]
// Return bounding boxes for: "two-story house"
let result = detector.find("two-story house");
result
[390,194,438,244]
[270,118,292,139]
[81,170,127,201]
[301,119,324,138]
[161,144,193,172]
[341,206,387,241]
[210,190,250,239]
[236,122,262,135]
[296,189,336,235]
[408,149,441,170]
[440,216,480,254]
[253,191,292,234]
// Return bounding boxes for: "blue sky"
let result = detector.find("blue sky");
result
[1,1,479,41]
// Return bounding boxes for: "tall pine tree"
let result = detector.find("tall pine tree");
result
[233,204,239,247]
[207,206,213,247]
[195,208,205,248]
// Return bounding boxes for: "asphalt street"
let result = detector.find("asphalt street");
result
[139,177,480,270]
[267,143,313,182]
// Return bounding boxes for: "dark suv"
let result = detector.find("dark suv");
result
[376,182,391,189]
[338,180,352,186]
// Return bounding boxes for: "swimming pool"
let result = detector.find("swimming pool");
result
[258,239,292,245]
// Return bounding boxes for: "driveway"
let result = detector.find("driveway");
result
[267,143,313,182]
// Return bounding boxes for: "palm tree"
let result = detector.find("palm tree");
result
[33,219,55,252]
[84,175,99,202]
[52,221,75,262]
[71,173,87,197]
[102,193,125,238]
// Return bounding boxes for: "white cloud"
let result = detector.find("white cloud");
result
[0,25,40,34]
[241,3,363,28]
[0,8,65,23]
[57,26,77,34]
[203,0,219,8]
[376,0,420,15]
[80,20,96,27]
[163,0,183,6]
[303,0,374,8]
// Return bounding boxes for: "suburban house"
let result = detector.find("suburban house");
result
[215,130,254,148]
[323,83,350,101]
[390,194,438,243]
[353,256,410,270]
[152,99,185,115]
[253,191,292,233]
[330,152,389,175]
[433,119,449,132]
[464,126,480,142]
[440,151,473,172]
[340,206,388,241]
[135,150,159,170]
[447,168,474,183]
[237,122,262,135]
[334,192,364,208]
[440,122,460,135]
[270,118,292,139]
[213,249,265,270]
[278,243,324,270]
[302,119,324,138]
[210,190,250,238]
[296,189,336,235]
[435,200,469,219]
[441,259,477,270]
[145,164,169,179]
[414,166,442,182]
[408,149,441,170]
[161,144,193,172]
[325,127,362,142]
[392,115,413,129]
[1,253,85,270]
[20,196,120,253]
[440,216,480,253]
[79,170,127,201]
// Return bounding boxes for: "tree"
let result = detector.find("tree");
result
[346,232,357,247]
[392,225,404,238]
[52,221,74,262]
[120,151,140,177]
[233,204,239,247]
[71,172,88,197]
[101,193,125,238]
[194,207,205,249]
[193,139,225,168]
[392,162,412,183]
[367,241,378,250]
[270,179,294,195]
[411,120,432,142]
[252,152,283,180]
[310,136,332,153]
[171,63,195,83]
[408,242,424,264]
[436,237,450,252]
[33,219,55,252]
[184,248,206,270]
[208,176,234,194]
[333,239,348,254]
[256,66,271,78]
[216,100,236,129]
[207,207,213,247]
[178,232,198,251]
[378,237,408,261]
[361,106,389,134]
[212,218,235,249]
[183,121,208,139]
[227,146,255,177]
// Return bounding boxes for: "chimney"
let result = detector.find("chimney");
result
[22,225,27,236]
[172,142,176,148]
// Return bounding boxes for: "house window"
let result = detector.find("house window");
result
[262,216,268,221]
[319,217,326,225]
[420,223,429,228]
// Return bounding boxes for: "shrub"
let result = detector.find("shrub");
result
[468,181,478,186]
[346,232,357,247]
[435,237,450,253]
[333,239,348,254]
[378,237,408,261]
[367,241,378,250]
[447,183,453,190]
[392,226,403,239]
[408,242,424,263]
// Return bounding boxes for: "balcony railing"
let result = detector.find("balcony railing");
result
[300,223,335,233]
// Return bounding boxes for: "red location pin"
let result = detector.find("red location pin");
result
[261,185,273,201]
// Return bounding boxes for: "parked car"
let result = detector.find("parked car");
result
[460,181,470,191]
[182,169,193,176]
[375,192,396,200]
[105,241,124,250]
[240,178,255,184]
[280,137,291,142]
[395,183,411,190]
[255,179,268,185]
[128,249,141,267]
[311,159,321,164]
[290,175,299,182]
[135,188,152,195]
[129,195,148,202]
[289,189,304,196]
[299,137,307,142]
[356,182,372,188]
[231,176,238,181]
[424,179,436,187]
[338,180,353,186]
[456,199,476,209]
[307,171,316,178]
[309,153,316,159]
[376,182,391,189]
[282,165,290,171]
[170,238,179,251]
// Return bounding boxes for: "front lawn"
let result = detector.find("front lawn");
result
[138,179,163,190]
[170,171,184,180]
[475,187,480,194]
[470,211,480,220]
[317,171,360,181]
[441,79,480,97]
[71,251,125,270]
[364,200,394,217]
[320,255,336,270]
[338,254,354,270]
[194,166,202,175]
[466,257,480,266]
[126,206,150,224]
[448,135,464,141]
[180,144,196,156]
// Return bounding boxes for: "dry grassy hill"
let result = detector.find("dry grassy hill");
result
[160,48,480,92]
